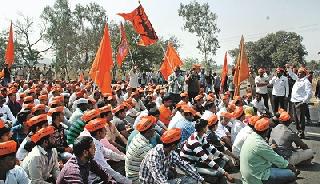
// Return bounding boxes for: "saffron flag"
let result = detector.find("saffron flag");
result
[220,52,228,93]
[233,35,249,96]
[5,22,14,68]
[118,5,158,46]
[116,23,129,67]
[89,24,114,94]
[79,72,84,82]
[160,43,183,80]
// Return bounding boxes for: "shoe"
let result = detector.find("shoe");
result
[299,132,305,139]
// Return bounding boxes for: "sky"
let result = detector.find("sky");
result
[0,0,319,65]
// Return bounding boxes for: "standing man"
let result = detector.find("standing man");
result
[128,66,140,91]
[168,67,184,104]
[3,64,11,86]
[269,68,289,113]
[213,72,221,97]
[206,71,214,93]
[290,68,312,139]
[186,67,200,102]
[255,68,269,111]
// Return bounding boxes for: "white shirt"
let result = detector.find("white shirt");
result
[155,96,163,109]
[255,75,269,94]
[216,122,229,138]
[168,111,183,129]
[251,98,266,113]
[269,75,289,97]
[0,165,30,184]
[231,120,246,144]
[232,125,254,158]
[291,77,312,103]
[128,70,139,88]
[91,136,131,184]
[201,110,214,120]
[0,104,16,122]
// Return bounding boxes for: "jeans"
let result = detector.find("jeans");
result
[263,168,296,184]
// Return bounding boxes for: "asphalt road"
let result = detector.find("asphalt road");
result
[229,100,320,184]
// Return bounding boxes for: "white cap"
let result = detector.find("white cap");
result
[74,98,88,105]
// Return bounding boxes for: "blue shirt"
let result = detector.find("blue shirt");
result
[174,118,195,144]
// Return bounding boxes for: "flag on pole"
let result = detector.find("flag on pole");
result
[118,5,158,46]
[233,35,249,96]
[79,72,84,82]
[159,43,183,80]
[116,23,129,67]
[220,52,228,93]
[89,24,113,94]
[5,22,14,68]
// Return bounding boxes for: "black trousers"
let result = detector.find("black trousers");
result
[293,102,307,132]
[272,95,285,113]
[259,93,269,111]
[189,92,198,103]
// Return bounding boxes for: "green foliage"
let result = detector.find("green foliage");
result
[229,31,308,71]
[178,1,220,69]
[182,57,199,71]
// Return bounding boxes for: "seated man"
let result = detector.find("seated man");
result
[270,111,314,165]
[84,118,131,184]
[240,118,297,184]
[111,105,132,139]
[0,140,30,183]
[139,128,205,184]
[232,116,260,158]
[0,119,12,142]
[57,136,116,184]
[173,105,196,143]
[216,112,233,150]
[126,116,156,183]
[22,126,61,183]
[231,107,246,144]
[180,119,234,183]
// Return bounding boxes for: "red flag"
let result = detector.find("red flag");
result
[118,5,158,46]
[89,24,114,94]
[220,52,228,92]
[233,35,249,96]
[159,43,183,80]
[116,23,129,67]
[5,22,14,68]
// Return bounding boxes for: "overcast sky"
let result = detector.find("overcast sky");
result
[0,0,319,65]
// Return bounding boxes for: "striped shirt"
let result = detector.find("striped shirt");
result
[180,132,228,174]
[139,144,203,184]
[67,118,86,145]
[125,133,153,183]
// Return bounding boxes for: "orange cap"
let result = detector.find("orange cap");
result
[136,116,156,132]
[47,106,64,116]
[254,118,270,132]
[176,101,187,109]
[220,111,234,119]
[26,114,48,127]
[24,96,33,102]
[276,67,284,73]
[0,119,5,129]
[298,67,307,74]
[208,115,218,127]
[222,95,229,100]
[52,96,64,102]
[232,107,244,118]
[161,128,181,144]
[19,93,26,99]
[85,118,106,132]
[49,100,60,107]
[0,140,17,157]
[31,126,55,143]
[112,104,125,114]
[38,95,48,100]
[76,91,84,98]
[32,104,46,113]
[278,108,285,113]
[99,105,112,114]
[81,109,101,122]
[248,116,260,126]
[227,104,237,112]
[279,112,291,122]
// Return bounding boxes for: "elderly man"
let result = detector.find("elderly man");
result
[290,68,312,139]
[240,118,297,184]
[255,68,270,111]
[125,116,156,183]
[168,67,184,104]
[139,128,205,184]
[270,111,314,165]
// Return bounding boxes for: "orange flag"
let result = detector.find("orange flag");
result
[233,35,249,96]
[159,43,183,80]
[5,22,14,68]
[116,23,129,67]
[220,52,228,92]
[89,24,114,94]
[118,5,158,46]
